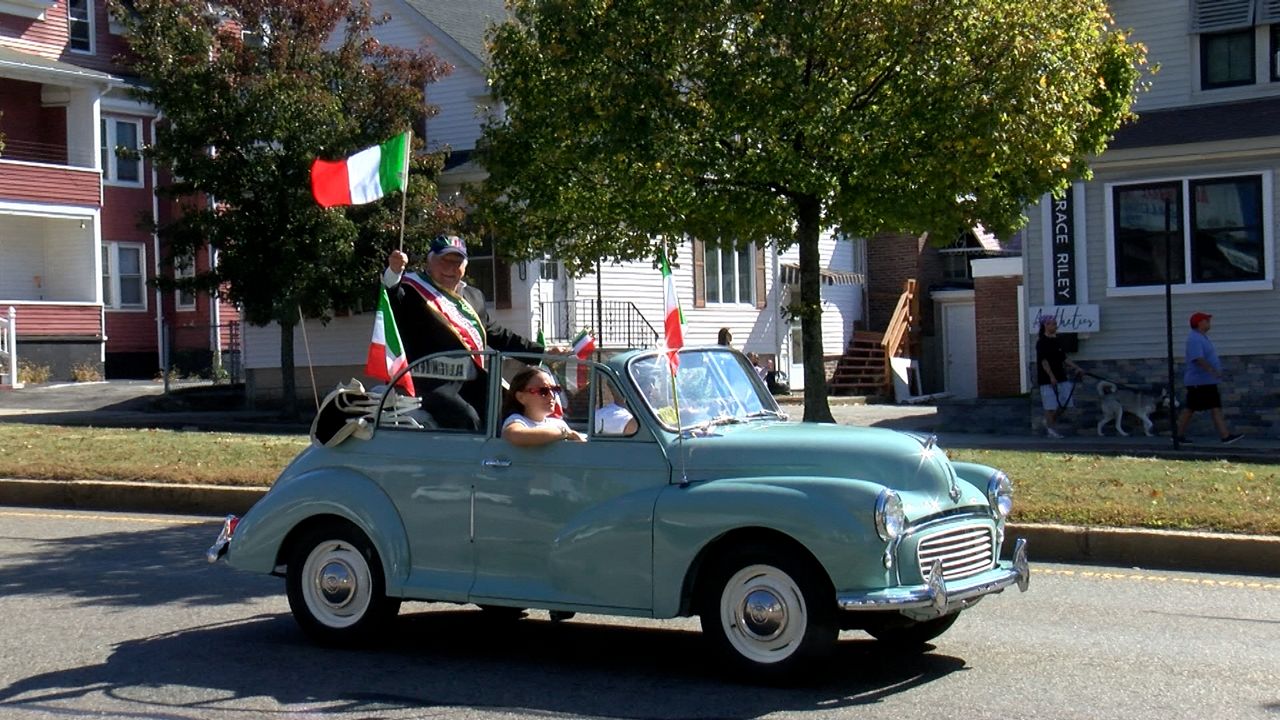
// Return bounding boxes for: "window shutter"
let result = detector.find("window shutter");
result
[1258,0,1280,23]
[754,244,767,309]
[692,239,706,308]
[1190,0,1255,32]
[495,257,512,310]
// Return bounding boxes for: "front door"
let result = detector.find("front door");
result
[788,321,804,390]
[535,257,572,340]
[941,299,978,399]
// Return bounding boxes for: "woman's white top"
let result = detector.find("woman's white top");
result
[502,412,572,433]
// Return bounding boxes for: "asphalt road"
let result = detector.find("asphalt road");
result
[1,507,1276,719]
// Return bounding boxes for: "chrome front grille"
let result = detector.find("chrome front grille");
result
[916,525,995,581]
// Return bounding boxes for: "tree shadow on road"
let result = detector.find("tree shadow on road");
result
[0,519,279,608]
[0,607,969,718]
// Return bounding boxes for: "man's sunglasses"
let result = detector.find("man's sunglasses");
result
[522,385,563,398]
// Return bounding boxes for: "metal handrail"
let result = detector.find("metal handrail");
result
[539,299,659,349]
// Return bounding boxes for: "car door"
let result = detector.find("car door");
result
[357,350,491,602]
[470,365,669,611]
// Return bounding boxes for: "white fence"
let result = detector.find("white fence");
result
[0,307,18,388]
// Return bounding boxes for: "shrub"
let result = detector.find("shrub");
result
[17,361,51,384]
[71,362,104,382]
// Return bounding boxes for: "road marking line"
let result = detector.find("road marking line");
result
[0,509,210,525]
[1037,567,1280,590]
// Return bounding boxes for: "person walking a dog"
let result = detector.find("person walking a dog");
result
[1036,316,1083,438]
[1174,312,1243,445]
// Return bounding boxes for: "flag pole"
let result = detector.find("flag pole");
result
[668,356,687,484]
[397,130,412,252]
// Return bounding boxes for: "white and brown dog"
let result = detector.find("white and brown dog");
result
[1096,381,1169,437]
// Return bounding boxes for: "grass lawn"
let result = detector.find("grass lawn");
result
[0,423,1275,535]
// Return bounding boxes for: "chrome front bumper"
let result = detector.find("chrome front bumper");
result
[836,537,1030,615]
[205,514,239,564]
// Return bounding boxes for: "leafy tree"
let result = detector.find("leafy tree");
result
[116,0,458,415]
[476,0,1146,421]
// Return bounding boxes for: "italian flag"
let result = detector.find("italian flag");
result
[311,132,410,208]
[571,329,596,360]
[661,252,684,369]
[366,286,415,395]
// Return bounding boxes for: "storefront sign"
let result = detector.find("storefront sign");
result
[1050,190,1077,304]
[1029,305,1100,334]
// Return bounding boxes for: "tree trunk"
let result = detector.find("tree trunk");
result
[279,315,298,419]
[795,195,835,423]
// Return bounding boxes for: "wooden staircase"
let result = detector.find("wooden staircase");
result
[828,331,889,396]
[827,279,918,398]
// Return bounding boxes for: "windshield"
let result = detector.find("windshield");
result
[627,349,783,431]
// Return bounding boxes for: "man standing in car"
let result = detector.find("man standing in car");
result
[382,235,546,429]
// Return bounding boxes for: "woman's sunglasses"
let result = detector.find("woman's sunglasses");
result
[522,385,562,398]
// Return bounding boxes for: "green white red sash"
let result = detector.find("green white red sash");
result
[401,272,486,368]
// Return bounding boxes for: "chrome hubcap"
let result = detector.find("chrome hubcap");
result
[740,589,786,640]
[318,561,355,608]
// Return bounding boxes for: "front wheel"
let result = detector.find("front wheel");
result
[285,521,400,646]
[697,546,836,680]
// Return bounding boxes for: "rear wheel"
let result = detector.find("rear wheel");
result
[863,612,960,649]
[697,545,836,680]
[285,521,400,645]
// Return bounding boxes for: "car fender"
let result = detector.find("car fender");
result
[651,476,889,617]
[951,461,1001,497]
[226,468,411,595]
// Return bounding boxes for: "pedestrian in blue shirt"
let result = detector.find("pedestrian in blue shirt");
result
[1174,312,1242,444]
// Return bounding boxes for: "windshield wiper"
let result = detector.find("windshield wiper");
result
[744,409,789,421]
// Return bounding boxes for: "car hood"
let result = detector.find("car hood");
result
[678,421,957,494]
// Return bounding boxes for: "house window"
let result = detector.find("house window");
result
[100,117,142,186]
[1200,29,1255,89]
[175,254,196,310]
[1111,175,1266,288]
[103,242,147,310]
[1190,176,1265,282]
[703,244,754,304]
[67,0,94,54]
[1270,24,1280,80]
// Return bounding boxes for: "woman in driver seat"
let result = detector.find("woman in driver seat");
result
[500,367,587,446]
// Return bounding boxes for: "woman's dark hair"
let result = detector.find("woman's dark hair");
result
[717,327,733,345]
[501,366,551,421]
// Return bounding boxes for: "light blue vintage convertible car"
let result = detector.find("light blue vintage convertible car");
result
[208,346,1028,679]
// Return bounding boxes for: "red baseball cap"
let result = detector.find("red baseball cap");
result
[1189,311,1212,328]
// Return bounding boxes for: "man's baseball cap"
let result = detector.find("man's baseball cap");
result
[429,234,467,259]
[1189,311,1212,328]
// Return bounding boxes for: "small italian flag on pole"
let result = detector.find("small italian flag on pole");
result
[310,132,411,208]
[570,329,596,360]
[661,252,685,370]
[366,286,415,395]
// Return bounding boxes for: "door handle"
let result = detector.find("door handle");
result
[482,458,511,468]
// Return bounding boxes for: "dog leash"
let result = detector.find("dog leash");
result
[1080,370,1149,393]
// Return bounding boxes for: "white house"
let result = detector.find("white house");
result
[1021,0,1280,433]
[243,0,865,401]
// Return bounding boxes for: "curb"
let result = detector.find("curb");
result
[2,478,1276,578]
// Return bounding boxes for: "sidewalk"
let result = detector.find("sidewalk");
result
[2,381,1278,576]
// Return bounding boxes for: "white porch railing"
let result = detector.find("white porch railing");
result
[0,306,19,389]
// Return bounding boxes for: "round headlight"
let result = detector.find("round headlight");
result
[874,489,905,541]
[987,470,1014,519]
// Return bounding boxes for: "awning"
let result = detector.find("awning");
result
[0,46,120,86]
[780,263,864,286]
